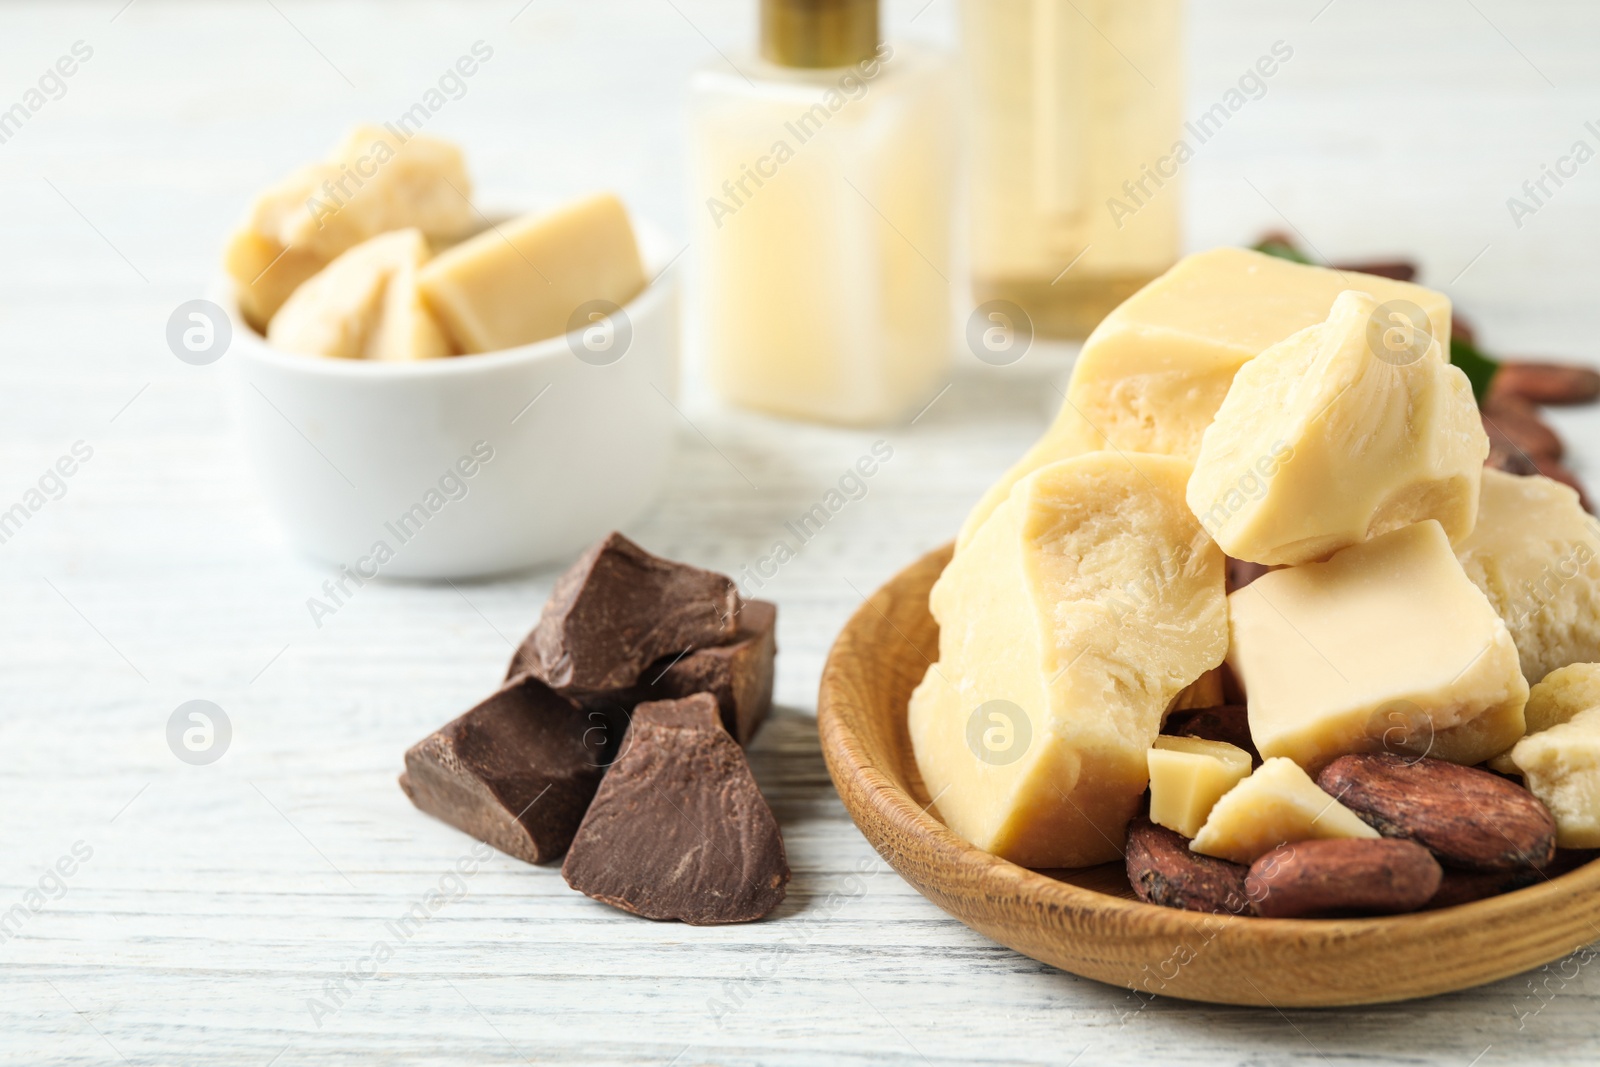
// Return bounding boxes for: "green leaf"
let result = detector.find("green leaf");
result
[1450,335,1500,405]
[1251,238,1315,265]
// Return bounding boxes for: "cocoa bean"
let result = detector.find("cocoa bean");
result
[1225,556,1270,593]
[1247,839,1441,918]
[1480,407,1561,463]
[1491,361,1600,406]
[1485,441,1539,476]
[1425,848,1599,908]
[1125,817,1251,915]
[1331,259,1417,282]
[1318,753,1557,871]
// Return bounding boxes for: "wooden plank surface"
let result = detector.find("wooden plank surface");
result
[1,1,1598,1064]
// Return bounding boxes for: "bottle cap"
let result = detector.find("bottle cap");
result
[760,0,879,69]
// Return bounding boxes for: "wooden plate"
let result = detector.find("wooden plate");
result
[817,542,1600,1007]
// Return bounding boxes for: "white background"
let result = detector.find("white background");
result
[1,1,1597,1064]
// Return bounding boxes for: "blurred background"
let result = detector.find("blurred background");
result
[2,2,1598,1064]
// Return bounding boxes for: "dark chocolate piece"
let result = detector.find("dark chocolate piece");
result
[1126,817,1251,915]
[510,598,777,747]
[510,532,741,696]
[561,694,789,924]
[399,677,608,864]
[641,598,777,745]
[1162,704,1260,764]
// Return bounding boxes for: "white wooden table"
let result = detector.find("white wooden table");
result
[2,1,1598,1063]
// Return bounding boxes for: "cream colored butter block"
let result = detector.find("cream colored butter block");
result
[1188,290,1487,566]
[908,451,1227,868]
[1190,757,1379,864]
[1056,246,1451,461]
[1147,736,1252,839]
[267,229,448,361]
[1455,469,1600,684]
[418,193,646,355]
[1229,520,1528,772]
[1510,707,1600,848]
[226,126,474,328]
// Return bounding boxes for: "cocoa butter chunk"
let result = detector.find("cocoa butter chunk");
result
[1125,817,1250,915]
[511,532,741,695]
[509,598,778,747]
[1162,705,1260,764]
[1318,753,1557,871]
[561,694,788,924]
[1247,839,1442,918]
[400,678,606,865]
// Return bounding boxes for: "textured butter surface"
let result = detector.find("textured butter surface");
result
[1455,469,1600,684]
[909,451,1227,868]
[1511,706,1600,848]
[1188,290,1486,565]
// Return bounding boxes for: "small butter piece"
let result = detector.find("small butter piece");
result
[267,229,449,361]
[1527,663,1600,734]
[1190,756,1378,865]
[1230,521,1528,772]
[419,193,646,354]
[372,259,452,362]
[908,451,1227,868]
[1510,707,1600,848]
[1455,469,1600,684]
[1188,290,1486,565]
[1147,736,1252,839]
[226,127,474,329]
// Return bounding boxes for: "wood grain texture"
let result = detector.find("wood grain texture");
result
[818,543,1600,1007]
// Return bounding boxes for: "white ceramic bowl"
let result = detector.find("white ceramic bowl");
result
[222,216,679,579]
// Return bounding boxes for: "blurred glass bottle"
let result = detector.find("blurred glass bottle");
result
[686,0,956,425]
[964,0,1184,339]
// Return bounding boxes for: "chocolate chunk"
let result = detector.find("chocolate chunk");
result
[510,532,740,696]
[561,694,789,924]
[1125,817,1251,915]
[511,599,777,747]
[1317,753,1558,871]
[1247,839,1441,918]
[1162,705,1260,764]
[645,599,776,745]
[399,678,607,864]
